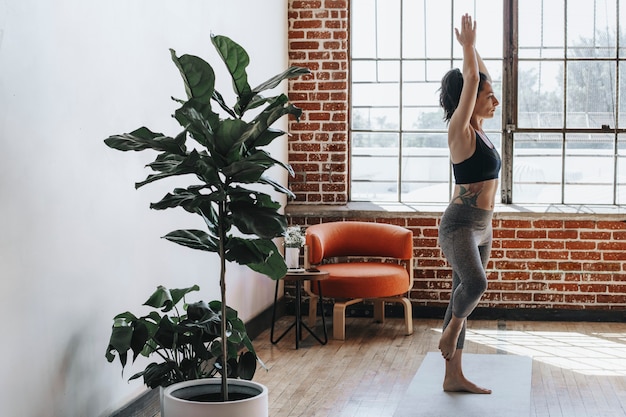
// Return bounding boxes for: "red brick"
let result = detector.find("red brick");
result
[502,240,533,248]
[292,1,323,8]
[293,20,323,29]
[564,220,596,229]
[580,231,611,240]
[570,251,602,261]
[597,294,626,304]
[548,230,578,239]
[604,251,626,260]
[307,30,332,39]
[598,241,626,251]
[566,240,596,250]
[534,240,565,249]
[517,230,546,239]
[501,219,532,228]
[533,220,564,228]
[598,221,626,230]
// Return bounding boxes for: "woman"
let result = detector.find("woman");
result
[437,14,500,394]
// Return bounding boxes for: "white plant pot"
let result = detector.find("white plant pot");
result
[285,246,300,269]
[162,378,268,417]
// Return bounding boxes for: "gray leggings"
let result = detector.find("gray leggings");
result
[439,204,493,349]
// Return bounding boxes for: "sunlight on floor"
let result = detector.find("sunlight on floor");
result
[460,328,626,376]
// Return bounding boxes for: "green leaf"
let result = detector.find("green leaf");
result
[170,50,215,104]
[144,285,200,311]
[136,150,202,189]
[163,229,219,252]
[104,127,186,155]
[214,118,248,159]
[251,127,285,148]
[150,187,221,215]
[212,90,237,118]
[134,361,178,389]
[231,204,286,238]
[105,318,133,365]
[238,95,303,149]
[237,351,258,380]
[246,240,288,280]
[222,151,274,183]
[226,238,287,280]
[211,35,252,113]
[173,99,220,151]
[227,150,293,184]
[257,174,296,200]
[252,66,310,94]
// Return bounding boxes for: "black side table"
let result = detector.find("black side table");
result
[270,270,329,349]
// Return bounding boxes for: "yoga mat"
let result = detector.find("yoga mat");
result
[393,352,532,417]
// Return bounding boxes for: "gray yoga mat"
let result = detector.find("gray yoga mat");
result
[393,352,533,417]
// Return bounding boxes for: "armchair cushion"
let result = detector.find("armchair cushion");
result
[311,263,410,298]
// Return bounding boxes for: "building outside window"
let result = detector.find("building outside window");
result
[350,0,626,205]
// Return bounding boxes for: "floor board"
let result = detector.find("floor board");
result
[252,317,626,417]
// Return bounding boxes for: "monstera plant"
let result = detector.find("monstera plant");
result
[104,34,309,402]
[106,285,257,388]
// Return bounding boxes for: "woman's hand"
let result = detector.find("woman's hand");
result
[454,13,476,47]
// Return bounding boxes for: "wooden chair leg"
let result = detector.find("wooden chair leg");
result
[375,297,414,336]
[400,297,413,335]
[332,298,363,340]
[333,302,347,340]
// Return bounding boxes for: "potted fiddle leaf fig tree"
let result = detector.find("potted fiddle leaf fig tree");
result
[104,34,309,417]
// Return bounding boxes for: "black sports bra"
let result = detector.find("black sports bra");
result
[452,131,501,184]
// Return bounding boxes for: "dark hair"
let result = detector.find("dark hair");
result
[439,69,489,122]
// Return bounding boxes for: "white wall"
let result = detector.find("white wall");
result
[0,1,287,415]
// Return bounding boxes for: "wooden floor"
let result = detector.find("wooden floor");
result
[252,316,626,417]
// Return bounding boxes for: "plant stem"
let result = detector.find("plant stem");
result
[218,201,229,402]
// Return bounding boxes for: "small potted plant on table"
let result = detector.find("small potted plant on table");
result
[284,226,305,270]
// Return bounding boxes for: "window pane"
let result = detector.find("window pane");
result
[473,0,503,58]
[352,61,377,83]
[566,61,615,129]
[518,61,564,128]
[619,62,626,128]
[352,132,399,202]
[425,2,452,59]
[513,133,563,204]
[617,134,626,204]
[403,82,440,107]
[621,2,626,58]
[351,0,377,58]
[352,83,397,107]
[567,0,616,59]
[564,134,615,204]
[401,133,449,203]
[518,0,564,58]
[352,0,401,59]
[352,79,400,130]
[352,107,399,131]
[402,0,427,58]
[402,107,446,131]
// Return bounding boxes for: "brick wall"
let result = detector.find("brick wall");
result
[287,211,626,315]
[288,0,349,204]
[286,1,626,316]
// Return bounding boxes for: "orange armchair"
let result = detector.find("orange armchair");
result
[304,221,414,340]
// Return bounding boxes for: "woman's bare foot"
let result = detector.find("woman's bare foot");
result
[443,349,491,394]
[438,316,464,360]
[443,375,492,394]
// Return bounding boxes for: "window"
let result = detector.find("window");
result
[350,0,626,205]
